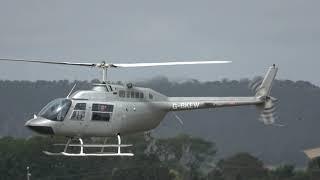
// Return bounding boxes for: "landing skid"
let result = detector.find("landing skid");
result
[43,135,134,157]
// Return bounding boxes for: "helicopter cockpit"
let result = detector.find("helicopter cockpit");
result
[38,98,72,121]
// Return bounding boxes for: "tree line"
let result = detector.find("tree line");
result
[1,134,320,180]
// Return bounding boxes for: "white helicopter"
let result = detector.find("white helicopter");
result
[0,59,278,157]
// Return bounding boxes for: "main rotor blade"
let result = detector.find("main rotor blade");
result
[112,60,231,68]
[0,58,96,67]
[0,59,231,68]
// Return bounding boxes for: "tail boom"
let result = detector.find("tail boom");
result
[166,97,263,111]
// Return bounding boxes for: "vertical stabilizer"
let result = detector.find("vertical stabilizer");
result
[255,64,278,98]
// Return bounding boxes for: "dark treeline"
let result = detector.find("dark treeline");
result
[0,78,320,167]
[1,134,320,180]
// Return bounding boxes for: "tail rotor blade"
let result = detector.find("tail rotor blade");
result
[249,77,263,93]
[259,98,283,126]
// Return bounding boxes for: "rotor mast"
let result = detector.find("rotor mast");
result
[102,67,107,83]
[99,61,109,83]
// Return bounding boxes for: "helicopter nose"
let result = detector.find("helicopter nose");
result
[25,118,54,135]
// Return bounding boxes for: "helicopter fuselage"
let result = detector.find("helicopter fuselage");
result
[25,84,172,137]
[24,82,265,137]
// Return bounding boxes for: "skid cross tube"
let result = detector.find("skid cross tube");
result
[101,137,108,153]
[43,135,134,157]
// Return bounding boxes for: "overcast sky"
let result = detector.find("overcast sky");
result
[0,0,319,84]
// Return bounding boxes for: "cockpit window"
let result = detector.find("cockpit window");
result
[38,98,71,121]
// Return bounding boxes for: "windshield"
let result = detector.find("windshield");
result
[38,98,72,121]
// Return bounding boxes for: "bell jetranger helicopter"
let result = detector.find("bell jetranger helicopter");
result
[0,58,278,157]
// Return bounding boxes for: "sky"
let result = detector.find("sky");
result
[0,0,319,84]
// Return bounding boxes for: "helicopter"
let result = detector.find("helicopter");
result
[0,58,278,157]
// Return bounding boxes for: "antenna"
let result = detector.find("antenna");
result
[67,83,77,98]
[102,67,107,83]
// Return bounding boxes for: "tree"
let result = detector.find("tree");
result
[145,134,217,179]
[270,164,295,180]
[307,157,320,180]
[215,153,267,180]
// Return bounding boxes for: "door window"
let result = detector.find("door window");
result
[91,104,114,121]
[119,90,125,97]
[70,103,86,121]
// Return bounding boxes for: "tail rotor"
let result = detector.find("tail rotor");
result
[258,97,282,126]
[249,76,263,93]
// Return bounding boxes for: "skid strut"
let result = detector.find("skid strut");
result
[43,135,134,157]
